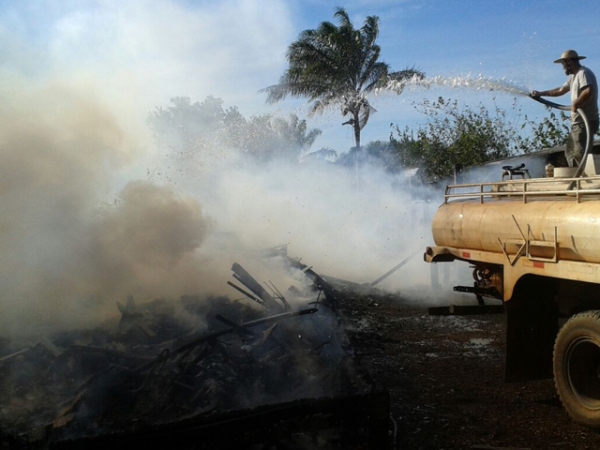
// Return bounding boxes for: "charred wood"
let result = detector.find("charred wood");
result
[214,314,257,337]
[231,263,281,311]
[50,391,390,450]
[226,281,265,306]
[284,258,339,310]
[133,308,318,375]
[0,264,369,449]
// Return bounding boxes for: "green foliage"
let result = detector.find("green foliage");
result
[147,96,322,163]
[262,7,424,149]
[520,110,571,152]
[227,114,323,163]
[147,96,227,154]
[390,97,521,182]
[388,97,579,182]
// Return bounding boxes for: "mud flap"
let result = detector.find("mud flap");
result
[504,278,558,382]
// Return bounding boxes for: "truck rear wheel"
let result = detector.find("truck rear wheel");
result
[554,310,600,427]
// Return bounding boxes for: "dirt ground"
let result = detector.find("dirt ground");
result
[335,283,600,450]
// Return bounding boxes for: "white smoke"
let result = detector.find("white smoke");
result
[0,1,466,337]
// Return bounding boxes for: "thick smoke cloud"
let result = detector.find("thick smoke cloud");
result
[0,1,464,338]
[0,81,215,336]
[86,181,211,303]
[0,0,294,336]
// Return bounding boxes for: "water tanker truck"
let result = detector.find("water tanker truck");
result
[425,98,600,427]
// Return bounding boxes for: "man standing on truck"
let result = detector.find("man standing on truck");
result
[531,50,599,167]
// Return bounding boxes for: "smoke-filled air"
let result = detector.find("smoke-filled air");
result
[0,1,475,338]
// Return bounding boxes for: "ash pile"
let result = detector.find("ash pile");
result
[0,252,385,449]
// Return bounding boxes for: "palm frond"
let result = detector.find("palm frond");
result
[261,7,423,147]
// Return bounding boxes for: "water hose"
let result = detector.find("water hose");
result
[529,96,592,182]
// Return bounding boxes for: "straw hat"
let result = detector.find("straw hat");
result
[554,50,586,63]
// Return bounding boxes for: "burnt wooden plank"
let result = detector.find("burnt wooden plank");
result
[231,263,280,311]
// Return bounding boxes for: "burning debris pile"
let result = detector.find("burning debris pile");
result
[0,255,377,449]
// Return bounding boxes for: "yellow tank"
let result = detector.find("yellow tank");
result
[432,197,600,264]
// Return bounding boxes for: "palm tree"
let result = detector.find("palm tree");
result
[262,7,424,149]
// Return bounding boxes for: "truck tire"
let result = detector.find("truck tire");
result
[554,310,600,427]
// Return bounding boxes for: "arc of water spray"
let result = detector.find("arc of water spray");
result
[380,74,531,97]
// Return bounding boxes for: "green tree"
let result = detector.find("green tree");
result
[262,7,423,149]
[147,96,323,163]
[219,113,324,163]
[391,97,520,182]
[271,114,323,160]
[147,96,227,155]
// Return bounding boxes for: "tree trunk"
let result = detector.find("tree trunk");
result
[353,111,361,149]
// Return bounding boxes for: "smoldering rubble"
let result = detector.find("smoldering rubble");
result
[0,253,375,448]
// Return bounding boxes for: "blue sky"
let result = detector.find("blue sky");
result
[1,0,599,152]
